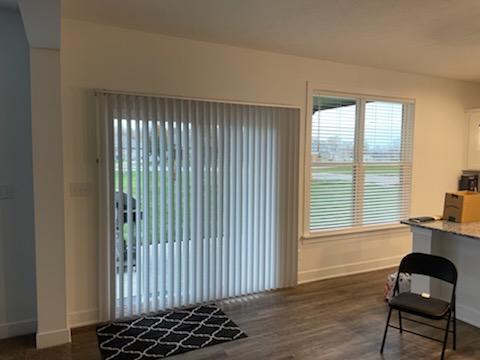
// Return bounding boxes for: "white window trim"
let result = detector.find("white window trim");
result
[303,84,415,239]
[302,223,407,243]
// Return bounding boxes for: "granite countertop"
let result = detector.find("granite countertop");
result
[401,219,480,240]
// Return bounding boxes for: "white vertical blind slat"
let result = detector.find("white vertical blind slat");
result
[204,103,211,302]
[158,99,166,310]
[228,105,235,297]
[256,107,265,293]
[181,102,190,306]
[221,105,229,299]
[125,95,134,316]
[198,104,205,302]
[235,106,242,295]
[289,108,299,286]
[285,109,295,285]
[264,109,273,290]
[140,97,150,313]
[241,107,251,293]
[282,110,289,286]
[196,103,204,303]
[210,103,218,301]
[115,94,125,318]
[132,96,142,315]
[174,100,182,308]
[150,98,159,312]
[247,107,254,293]
[166,99,175,308]
[190,103,197,304]
[208,103,216,301]
[271,109,279,290]
[216,104,224,300]
[252,106,258,293]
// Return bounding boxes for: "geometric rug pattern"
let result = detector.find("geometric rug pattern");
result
[96,304,247,359]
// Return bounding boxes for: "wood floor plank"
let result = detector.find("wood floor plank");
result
[2,267,480,359]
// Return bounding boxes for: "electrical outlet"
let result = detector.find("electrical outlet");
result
[70,182,92,197]
[0,184,14,199]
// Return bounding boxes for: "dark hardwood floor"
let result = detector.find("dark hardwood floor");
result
[2,267,480,359]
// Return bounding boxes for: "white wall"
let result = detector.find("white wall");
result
[30,47,70,348]
[0,8,37,339]
[60,19,480,327]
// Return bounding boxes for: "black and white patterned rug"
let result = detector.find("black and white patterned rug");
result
[96,304,247,359]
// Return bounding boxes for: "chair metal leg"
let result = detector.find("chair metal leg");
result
[453,302,456,350]
[440,311,452,360]
[398,310,403,333]
[380,307,393,353]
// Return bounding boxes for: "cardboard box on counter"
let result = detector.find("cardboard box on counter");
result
[443,191,480,223]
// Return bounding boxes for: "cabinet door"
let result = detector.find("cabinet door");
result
[467,112,480,169]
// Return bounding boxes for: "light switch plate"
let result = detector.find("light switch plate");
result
[70,182,92,197]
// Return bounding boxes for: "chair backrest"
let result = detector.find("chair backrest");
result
[398,252,457,285]
[115,191,137,210]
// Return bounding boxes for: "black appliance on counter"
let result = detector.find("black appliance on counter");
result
[459,174,478,191]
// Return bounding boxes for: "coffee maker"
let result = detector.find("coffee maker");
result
[459,174,478,192]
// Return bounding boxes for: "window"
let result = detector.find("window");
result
[307,93,414,233]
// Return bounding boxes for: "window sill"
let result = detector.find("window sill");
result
[301,223,410,244]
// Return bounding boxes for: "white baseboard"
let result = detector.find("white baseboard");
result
[457,303,480,328]
[0,318,37,340]
[36,327,71,349]
[298,256,401,284]
[69,308,99,328]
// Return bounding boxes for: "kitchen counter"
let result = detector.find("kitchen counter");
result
[402,219,480,328]
[401,219,480,240]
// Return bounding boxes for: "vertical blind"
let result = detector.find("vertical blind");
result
[97,92,299,319]
[309,94,414,232]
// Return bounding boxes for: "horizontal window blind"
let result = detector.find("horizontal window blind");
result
[309,94,414,232]
[97,92,299,319]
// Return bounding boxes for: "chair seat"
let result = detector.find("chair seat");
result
[389,292,450,319]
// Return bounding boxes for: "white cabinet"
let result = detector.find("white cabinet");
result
[466,110,480,170]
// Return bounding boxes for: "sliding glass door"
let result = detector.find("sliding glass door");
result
[97,92,300,319]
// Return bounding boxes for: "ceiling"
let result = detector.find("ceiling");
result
[8,0,480,83]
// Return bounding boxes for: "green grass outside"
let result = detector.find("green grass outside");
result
[310,177,403,230]
[114,163,404,236]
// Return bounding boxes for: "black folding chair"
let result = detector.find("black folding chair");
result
[115,191,139,267]
[380,252,457,360]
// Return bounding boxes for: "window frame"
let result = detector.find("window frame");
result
[303,88,415,239]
